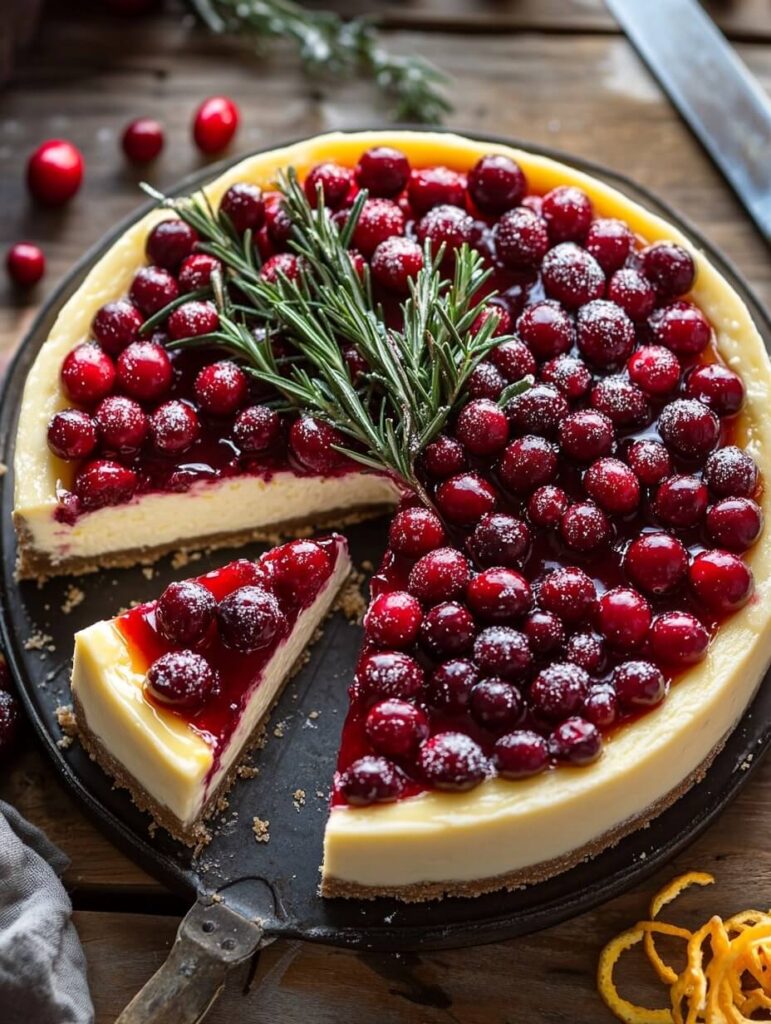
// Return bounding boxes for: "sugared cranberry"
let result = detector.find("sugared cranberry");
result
[559,410,614,463]
[470,678,523,731]
[498,435,557,494]
[419,602,476,658]
[584,458,641,515]
[423,435,467,479]
[528,485,570,529]
[576,299,635,369]
[654,475,708,527]
[220,183,265,233]
[685,363,744,416]
[628,346,681,396]
[339,756,404,805]
[456,399,509,456]
[614,660,667,710]
[74,459,138,511]
[217,585,285,653]
[95,395,149,454]
[598,587,651,649]
[304,162,353,209]
[565,632,605,673]
[549,717,602,764]
[192,95,239,154]
[364,591,423,648]
[540,355,592,401]
[590,376,650,427]
[117,341,172,402]
[524,610,565,654]
[0,691,20,758]
[260,252,301,283]
[233,405,280,453]
[582,686,618,729]
[358,651,425,700]
[541,186,593,243]
[356,146,409,198]
[6,242,45,287]
[146,219,198,271]
[538,567,596,623]
[516,300,575,361]
[530,662,589,720]
[585,218,633,273]
[658,399,719,461]
[471,305,512,339]
[650,611,709,666]
[560,501,610,552]
[167,300,219,341]
[469,512,531,567]
[436,472,498,526]
[129,266,179,315]
[267,539,332,598]
[408,547,470,604]
[408,166,466,214]
[494,207,549,269]
[289,415,347,473]
[706,497,763,552]
[640,242,695,299]
[371,236,423,294]
[179,253,221,292]
[418,732,488,790]
[473,625,532,679]
[264,194,293,246]
[417,203,475,262]
[541,243,605,309]
[146,650,217,709]
[352,198,405,257]
[427,659,478,712]
[650,302,710,356]
[494,730,549,778]
[61,344,116,406]
[194,360,247,416]
[690,548,753,613]
[156,580,216,647]
[389,507,446,557]
[26,139,83,205]
[47,409,98,460]
[506,383,568,436]
[92,300,143,356]
[466,567,532,622]
[122,117,163,163]
[466,361,505,400]
[607,267,656,321]
[468,154,526,214]
[624,532,688,596]
[626,439,672,486]
[491,338,537,381]
[150,400,200,455]
[342,344,368,382]
[365,699,429,760]
[704,446,758,498]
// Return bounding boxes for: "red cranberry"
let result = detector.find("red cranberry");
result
[624,532,689,596]
[365,699,429,760]
[650,611,709,666]
[530,662,589,720]
[471,305,512,339]
[416,203,475,258]
[528,485,569,529]
[289,415,347,473]
[358,651,425,700]
[690,548,753,613]
[371,236,423,293]
[26,139,83,205]
[559,410,614,463]
[339,756,404,805]
[473,626,532,680]
[6,242,45,286]
[549,717,602,765]
[467,567,532,622]
[541,186,593,243]
[267,539,332,598]
[582,686,618,729]
[516,300,575,361]
[61,344,116,406]
[408,547,470,604]
[117,341,172,402]
[494,730,549,778]
[607,267,656,321]
[706,497,763,552]
[626,439,672,487]
[506,384,568,437]
[469,512,531,567]
[466,361,506,400]
[167,300,219,341]
[192,95,239,154]
[408,166,466,214]
[658,399,719,461]
[194,360,247,416]
[524,610,565,654]
[468,154,526,214]
[233,405,280,453]
[220,183,265,233]
[146,650,217,709]
[260,252,301,283]
[92,300,143,356]
[352,199,405,257]
[0,691,20,758]
[150,400,200,454]
[456,399,509,456]
[598,587,651,649]
[95,395,149,453]
[179,253,221,292]
[499,435,557,494]
[704,446,759,498]
[541,355,592,401]
[74,459,138,511]
[650,302,710,356]
[156,580,216,647]
[122,118,163,163]
[565,632,605,673]
[427,659,478,712]
[304,162,353,208]
[640,242,695,299]
[419,602,476,658]
[628,345,681,396]
[538,567,597,623]
[654,475,708,528]
[423,435,467,479]
[542,243,605,309]
[685,364,744,416]
[613,660,667,710]
[129,266,179,315]
[494,208,549,269]
[265,194,294,246]
[47,409,98,460]
[342,344,368,382]
[389,507,446,558]
[470,678,523,731]
[146,219,198,271]
[590,376,650,427]
[491,338,537,381]
[560,501,610,552]
[364,591,423,648]
[585,218,633,273]
[217,585,285,652]
[576,299,635,369]
[418,732,488,791]
[436,472,498,526]
[584,458,641,515]
[355,146,409,197]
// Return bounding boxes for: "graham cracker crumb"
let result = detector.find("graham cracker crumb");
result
[361,559,374,572]
[57,735,74,750]
[170,549,202,571]
[336,570,367,623]
[55,705,78,736]
[293,788,306,811]
[237,763,260,779]
[61,585,85,614]
[308,710,320,720]
[25,631,53,651]
[141,567,155,580]
[252,817,270,843]
[273,721,286,739]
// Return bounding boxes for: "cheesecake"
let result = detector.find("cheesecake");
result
[17,130,769,900]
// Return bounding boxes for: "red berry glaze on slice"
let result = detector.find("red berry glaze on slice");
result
[364,591,423,648]
[389,507,446,557]
[61,344,116,405]
[357,651,425,700]
[365,699,429,760]
[417,732,488,791]
[156,580,216,647]
[408,548,470,604]
[75,459,138,511]
[95,395,149,454]
[146,650,218,709]
[47,410,98,460]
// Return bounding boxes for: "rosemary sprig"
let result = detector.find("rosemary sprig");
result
[188,0,451,123]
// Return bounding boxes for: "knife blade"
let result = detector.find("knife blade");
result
[606,0,771,245]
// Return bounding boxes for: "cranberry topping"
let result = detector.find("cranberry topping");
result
[436,472,498,526]
[364,591,423,648]
[61,344,116,405]
[491,338,537,381]
[626,439,672,487]
[499,435,558,493]
[356,146,409,197]
[690,549,753,613]
[469,512,531,567]
[640,242,695,299]
[371,237,424,293]
[194,360,248,416]
[267,539,333,598]
[598,587,651,650]
[560,501,610,552]
[117,340,172,401]
[289,415,347,473]
[607,267,656,321]
[494,207,549,268]
[304,163,353,208]
[389,507,446,558]
[706,497,763,552]
[167,300,219,341]
[456,399,509,455]
[627,346,681,396]
[651,302,710,356]
[47,409,98,460]
[419,602,476,658]
[506,384,568,437]
[613,660,667,710]
[129,266,180,315]
[658,398,719,461]
[584,458,640,515]
[591,376,650,427]
[423,435,468,479]
[468,154,526,214]
[541,355,592,400]
[473,626,532,679]
[150,400,200,455]
[365,699,429,760]
[585,218,633,273]
[471,305,512,339]
[541,243,605,309]
[466,567,532,622]
[704,446,758,498]
[516,301,575,361]
[650,611,709,666]
[559,410,614,463]
[179,254,221,292]
[549,717,602,764]
[494,730,549,778]
[353,198,405,257]
[624,532,689,596]
[538,567,596,623]
[427,659,478,712]
[357,651,425,700]
[74,459,138,511]
[582,687,618,729]
[217,585,285,653]
[233,405,281,453]
[146,650,218,709]
[417,204,474,255]
[467,361,506,400]
[417,732,488,790]
[156,580,216,647]
[339,756,404,805]
[654,475,708,528]
[566,632,605,673]
[260,253,301,283]
[408,547,470,604]
[576,300,635,369]
[146,219,198,271]
[470,677,523,731]
[530,662,589,720]
[95,395,149,454]
[524,610,565,653]
[408,166,466,214]
[92,300,143,356]
[685,364,744,416]
[542,185,593,243]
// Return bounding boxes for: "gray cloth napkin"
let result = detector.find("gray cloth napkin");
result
[0,800,93,1024]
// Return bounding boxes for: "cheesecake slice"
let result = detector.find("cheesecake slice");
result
[72,535,350,843]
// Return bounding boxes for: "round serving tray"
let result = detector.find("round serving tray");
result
[1,130,770,952]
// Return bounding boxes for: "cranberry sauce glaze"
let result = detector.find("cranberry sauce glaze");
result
[50,144,763,805]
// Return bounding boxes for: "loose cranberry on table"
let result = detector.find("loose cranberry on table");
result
[217,585,285,653]
[339,756,405,805]
[408,547,470,604]
[355,146,410,197]
[6,242,45,287]
[498,435,557,494]
[516,300,575,362]
[289,415,347,473]
[494,207,549,269]
[466,567,532,622]
[27,139,84,205]
[417,732,488,791]
[689,549,754,613]
[370,236,423,294]
[597,587,651,650]
[473,625,532,680]
[356,650,425,701]
[156,580,216,647]
[528,484,569,529]
[649,611,709,666]
[584,217,633,273]
[61,343,116,405]
[122,117,164,163]
[74,459,138,511]
[494,730,549,779]
[129,265,179,315]
[146,650,218,709]
[613,660,667,710]
[470,677,523,731]
[426,659,478,712]
[529,662,589,721]
[117,340,172,401]
[467,154,526,214]
[469,512,531,568]
[364,591,423,649]
[706,497,763,552]
[624,532,689,596]
[407,166,466,215]
[704,445,758,498]
[419,601,476,658]
[639,241,695,299]
[95,395,149,454]
[538,566,597,624]
[685,363,744,416]
[435,472,498,526]
[576,300,635,369]
[549,717,602,765]
[150,400,201,455]
[365,699,429,760]
[47,409,98,460]
[192,95,239,155]
[583,457,640,515]
[194,360,247,416]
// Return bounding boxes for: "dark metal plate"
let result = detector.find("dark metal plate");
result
[2,131,770,951]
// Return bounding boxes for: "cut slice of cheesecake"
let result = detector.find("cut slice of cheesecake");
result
[71,534,351,844]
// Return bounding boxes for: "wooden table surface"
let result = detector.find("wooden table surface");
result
[1,2,770,1020]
